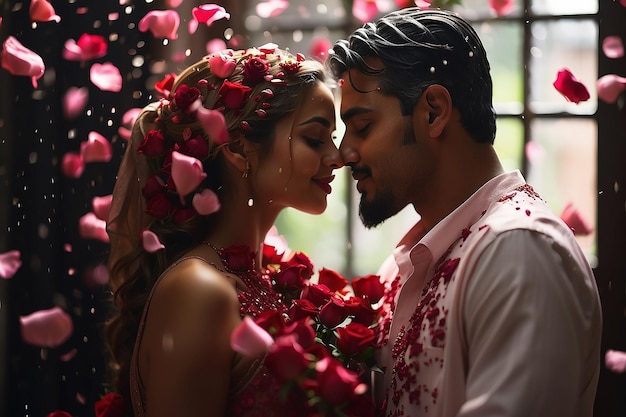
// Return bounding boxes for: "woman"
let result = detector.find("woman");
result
[105,45,342,416]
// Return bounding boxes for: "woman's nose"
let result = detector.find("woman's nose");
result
[339,140,359,166]
[324,147,344,169]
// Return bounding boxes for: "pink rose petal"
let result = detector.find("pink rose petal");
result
[256,0,289,18]
[602,36,624,59]
[171,151,207,199]
[231,316,274,357]
[30,0,61,23]
[63,34,108,61]
[264,226,291,261]
[206,38,227,54]
[197,107,229,145]
[560,202,593,236]
[525,141,545,164]
[81,131,112,163]
[208,53,237,78]
[553,68,590,104]
[138,10,180,40]
[192,4,230,30]
[489,0,514,16]
[192,189,221,215]
[63,86,89,119]
[118,107,142,140]
[78,212,110,243]
[90,62,122,92]
[0,250,21,279]
[352,0,380,23]
[83,263,109,287]
[92,195,112,220]
[597,74,626,104]
[166,0,184,6]
[606,350,626,373]
[20,307,73,348]
[309,37,332,62]
[142,230,165,253]
[61,152,85,178]
[60,348,78,362]
[1,36,45,88]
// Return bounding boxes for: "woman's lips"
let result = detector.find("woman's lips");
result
[313,175,335,194]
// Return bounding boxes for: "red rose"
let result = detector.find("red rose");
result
[242,57,270,85]
[265,336,312,382]
[179,134,209,159]
[262,243,284,265]
[319,296,350,329]
[318,268,348,293]
[288,298,319,321]
[285,251,314,279]
[145,192,173,219]
[94,392,127,417]
[336,322,375,357]
[255,309,286,336]
[137,129,165,157]
[46,412,73,417]
[218,80,252,109]
[172,206,196,224]
[279,60,301,75]
[344,296,378,327]
[219,244,255,272]
[274,264,308,292]
[174,84,201,111]
[155,72,176,97]
[314,356,363,405]
[343,393,376,417]
[351,274,384,304]
[301,283,332,307]
[141,175,165,199]
[283,318,316,349]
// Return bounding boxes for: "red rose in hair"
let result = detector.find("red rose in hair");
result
[279,61,301,75]
[180,134,209,159]
[219,244,255,271]
[145,192,173,219]
[218,80,252,109]
[155,72,176,98]
[94,392,127,417]
[336,322,375,357]
[137,129,165,157]
[174,84,201,111]
[243,57,270,85]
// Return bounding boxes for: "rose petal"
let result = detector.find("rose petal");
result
[230,316,274,357]
[560,202,593,236]
[90,62,122,92]
[605,350,626,373]
[552,68,590,104]
[256,0,289,18]
[602,36,624,59]
[192,189,221,215]
[208,53,237,79]
[61,152,85,178]
[30,0,61,23]
[81,131,112,163]
[1,36,45,88]
[192,4,230,27]
[197,107,229,145]
[171,151,207,199]
[138,10,180,40]
[489,0,514,16]
[78,212,110,243]
[117,107,142,140]
[0,250,21,279]
[83,263,109,287]
[63,34,108,61]
[525,141,545,164]
[309,37,332,62]
[92,195,112,221]
[142,230,165,253]
[264,226,291,261]
[597,74,626,104]
[206,38,227,54]
[20,307,73,348]
[352,0,379,23]
[63,86,89,119]
[166,0,184,7]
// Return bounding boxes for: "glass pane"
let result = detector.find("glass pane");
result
[454,0,524,18]
[526,118,597,261]
[531,0,598,15]
[494,117,524,172]
[529,19,598,115]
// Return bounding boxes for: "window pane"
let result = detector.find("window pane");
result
[531,0,598,15]
[454,0,523,18]
[494,117,524,172]
[526,118,597,260]
[529,20,598,115]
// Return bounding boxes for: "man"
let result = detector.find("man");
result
[329,7,602,417]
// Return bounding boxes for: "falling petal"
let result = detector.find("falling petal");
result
[61,152,85,178]
[192,4,230,28]
[138,10,180,40]
[60,348,77,362]
[20,307,73,348]
[118,107,142,140]
[142,230,165,253]
[602,36,624,59]
[30,0,61,23]
[525,141,545,165]
[1,36,45,88]
[81,131,112,163]
[230,316,274,357]
[0,250,21,279]
[166,0,184,6]
[597,74,626,104]
[197,107,229,145]
[192,189,221,215]
[309,37,332,62]
[90,62,122,92]
[413,0,432,8]
[83,264,109,287]
[552,68,590,104]
[488,0,514,16]
[63,34,107,61]
[63,86,89,119]
[560,202,593,236]
[78,212,110,243]
[352,0,380,23]
[605,350,626,374]
[256,0,289,18]
[206,38,227,54]
[92,195,112,221]
[207,53,237,78]
[170,151,207,199]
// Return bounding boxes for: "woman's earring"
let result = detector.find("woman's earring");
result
[242,160,250,178]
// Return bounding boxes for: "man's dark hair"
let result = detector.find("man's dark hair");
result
[329,7,497,144]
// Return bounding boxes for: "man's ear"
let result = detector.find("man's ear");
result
[416,84,452,138]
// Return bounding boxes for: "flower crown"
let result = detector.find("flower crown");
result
[138,45,305,224]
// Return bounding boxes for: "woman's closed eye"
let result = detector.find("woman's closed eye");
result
[303,136,325,148]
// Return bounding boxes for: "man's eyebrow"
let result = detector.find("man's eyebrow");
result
[298,116,332,128]
[340,107,371,122]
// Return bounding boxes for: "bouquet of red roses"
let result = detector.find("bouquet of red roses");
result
[231,244,385,417]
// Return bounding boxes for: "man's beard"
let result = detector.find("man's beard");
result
[359,189,402,229]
